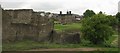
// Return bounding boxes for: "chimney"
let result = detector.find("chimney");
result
[67,11,69,14]
[67,11,71,15]
[60,11,62,14]
[69,11,71,14]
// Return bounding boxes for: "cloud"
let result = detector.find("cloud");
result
[0,0,119,15]
[0,2,24,8]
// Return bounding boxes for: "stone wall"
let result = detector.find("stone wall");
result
[32,12,54,42]
[2,10,15,42]
[0,5,2,52]
[48,30,81,44]
[60,32,80,44]
[2,9,54,43]
[5,9,33,24]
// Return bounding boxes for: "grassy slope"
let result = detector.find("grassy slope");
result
[54,23,81,32]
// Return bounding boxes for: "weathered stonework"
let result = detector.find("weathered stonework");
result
[60,32,80,44]
[2,9,54,42]
[48,29,81,44]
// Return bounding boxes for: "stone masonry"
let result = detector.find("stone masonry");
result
[2,9,54,42]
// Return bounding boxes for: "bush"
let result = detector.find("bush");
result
[81,14,117,44]
[116,12,120,23]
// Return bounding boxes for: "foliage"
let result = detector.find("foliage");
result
[83,9,96,18]
[116,12,120,23]
[81,14,117,44]
[99,11,103,14]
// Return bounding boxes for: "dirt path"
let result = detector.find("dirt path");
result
[28,48,100,51]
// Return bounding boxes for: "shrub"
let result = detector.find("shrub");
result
[81,14,117,44]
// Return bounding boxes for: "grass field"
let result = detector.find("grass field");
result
[54,23,82,32]
[2,40,118,51]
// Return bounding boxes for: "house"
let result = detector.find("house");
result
[53,11,83,24]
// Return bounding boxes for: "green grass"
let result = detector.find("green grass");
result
[99,48,118,51]
[2,40,118,51]
[54,23,82,32]
[2,40,85,51]
[105,35,118,48]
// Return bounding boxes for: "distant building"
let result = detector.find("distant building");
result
[53,11,83,24]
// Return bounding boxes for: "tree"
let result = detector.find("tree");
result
[83,9,96,18]
[99,11,103,14]
[116,12,120,23]
[81,14,117,44]
[115,12,120,34]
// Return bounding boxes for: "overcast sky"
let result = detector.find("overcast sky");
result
[0,0,120,15]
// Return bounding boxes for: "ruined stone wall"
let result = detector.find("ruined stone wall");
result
[48,31,81,44]
[5,9,33,24]
[2,10,16,42]
[3,9,35,42]
[2,9,54,42]
[33,13,54,41]
[11,24,39,41]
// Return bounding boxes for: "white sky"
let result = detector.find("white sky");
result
[0,0,120,15]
